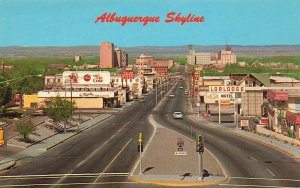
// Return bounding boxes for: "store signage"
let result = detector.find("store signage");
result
[240,120,249,127]
[209,86,245,93]
[286,111,300,124]
[63,71,110,85]
[220,100,230,107]
[121,71,134,80]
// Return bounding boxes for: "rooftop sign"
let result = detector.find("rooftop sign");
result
[209,86,245,93]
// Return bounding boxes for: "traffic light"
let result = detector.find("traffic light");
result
[0,128,4,146]
[196,134,204,153]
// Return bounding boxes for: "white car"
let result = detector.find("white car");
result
[169,94,175,97]
[173,112,183,119]
[180,86,183,89]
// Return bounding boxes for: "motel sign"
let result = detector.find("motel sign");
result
[209,86,245,93]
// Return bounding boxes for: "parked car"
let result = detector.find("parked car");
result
[173,112,183,119]
[169,94,175,97]
[180,86,183,89]
[184,91,189,95]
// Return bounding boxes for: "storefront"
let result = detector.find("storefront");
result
[286,111,300,140]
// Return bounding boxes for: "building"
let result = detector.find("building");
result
[217,46,236,65]
[266,90,300,140]
[24,71,129,109]
[0,63,13,70]
[148,61,169,75]
[270,76,300,87]
[114,47,122,68]
[195,53,212,65]
[44,74,63,89]
[74,55,81,62]
[47,64,67,70]
[121,51,128,67]
[136,54,155,66]
[100,42,114,68]
[187,50,196,65]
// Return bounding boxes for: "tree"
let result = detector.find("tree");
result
[45,97,75,133]
[0,77,12,107]
[15,120,36,143]
[5,64,43,108]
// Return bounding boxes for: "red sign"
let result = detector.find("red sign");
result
[194,72,199,81]
[84,74,91,82]
[267,91,288,101]
[260,117,268,125]
[286,111,300,124]
[14,94,20,101]
[121,71,134,80]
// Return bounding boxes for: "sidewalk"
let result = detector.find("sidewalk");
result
[0,114,113,171]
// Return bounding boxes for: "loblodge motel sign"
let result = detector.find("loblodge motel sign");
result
[209,86,245,93]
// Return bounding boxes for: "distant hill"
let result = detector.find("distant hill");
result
[1,45,300,58]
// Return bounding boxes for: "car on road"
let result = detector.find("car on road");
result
[169,94,175,97]
[180,86,183,89]
[173,112,183,119]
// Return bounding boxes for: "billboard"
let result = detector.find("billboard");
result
[121,70,134,80]
[63,71,110,85]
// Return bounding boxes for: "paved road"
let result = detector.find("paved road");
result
[0,92,158,187]
[153,80,300,187]
[1,80,300,188]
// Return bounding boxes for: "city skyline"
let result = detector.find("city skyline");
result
[0,0,300,47]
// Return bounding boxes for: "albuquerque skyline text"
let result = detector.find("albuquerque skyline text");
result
[94,12,205,26]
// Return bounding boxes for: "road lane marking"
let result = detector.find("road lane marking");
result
[76,160,86,167]
[53,115,137,186]
[230,177,300,182]
[232,146,242,151]
[94,138,132,183]
[0,173,129,180]
[249,156,258,162]
[266,168,275,176]
[219,184,294,188]
[0,181,137,187]
[130,114,157,176]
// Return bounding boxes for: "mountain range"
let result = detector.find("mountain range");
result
[0,45,300,58]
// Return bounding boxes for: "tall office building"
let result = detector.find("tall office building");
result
[218,45,236,65]
[121,51,128,67]
[114,47,122,68]
[195,52,212,65]
[100,42,114,68]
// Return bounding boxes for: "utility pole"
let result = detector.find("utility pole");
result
[155,82,158,106]
[218,93,221,125]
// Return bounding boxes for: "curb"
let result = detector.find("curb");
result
[0,160,16,171]
[226,130,296,158]
[129,176,227,187]
[189,115,298,159]
[46,114,113,150]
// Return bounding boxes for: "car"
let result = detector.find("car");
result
[184,91,189,95]
[179,86,183,89]
[169,94,175,97]
[173,112,183,119]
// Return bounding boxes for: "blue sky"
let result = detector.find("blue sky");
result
[0,0,300,47]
